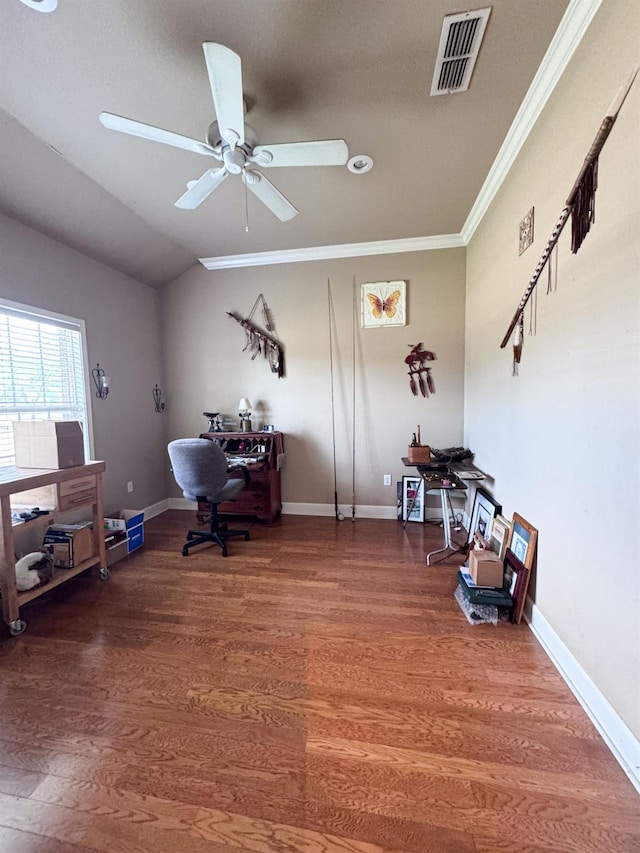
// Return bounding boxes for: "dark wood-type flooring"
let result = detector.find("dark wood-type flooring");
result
[0,511,638,852]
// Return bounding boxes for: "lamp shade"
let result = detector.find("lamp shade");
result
[238,398,251,412]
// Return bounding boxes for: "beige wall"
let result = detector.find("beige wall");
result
[465,0,639,736]
[160,250,466,513]
[0,212,167,515]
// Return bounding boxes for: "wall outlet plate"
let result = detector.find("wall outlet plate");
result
[383,474,392,486]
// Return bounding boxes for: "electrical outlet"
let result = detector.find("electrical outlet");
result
[127,481,134,493]
[383,474,392,486]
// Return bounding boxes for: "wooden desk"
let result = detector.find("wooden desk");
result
[198,432,284,524]
[0,461,106,636]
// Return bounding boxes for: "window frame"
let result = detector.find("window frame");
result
[0,297,95,467]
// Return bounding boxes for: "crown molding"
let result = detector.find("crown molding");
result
[460,0,602,244]
[199,0,599,272]
[199,233,464,270]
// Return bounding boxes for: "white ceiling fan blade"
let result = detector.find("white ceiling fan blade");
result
[175,168,229,209]
[202,43,245,148]
[99,112,219,158]
[251,139,349,168]
[243,170,298,221]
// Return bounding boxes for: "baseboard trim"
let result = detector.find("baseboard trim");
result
[282,502,398,519]
[525,601,640,794]
[142,498,170,520]
[167,498,197,510]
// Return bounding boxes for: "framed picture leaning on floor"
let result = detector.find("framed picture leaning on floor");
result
[402,476,424,522]
[466,487,502,547]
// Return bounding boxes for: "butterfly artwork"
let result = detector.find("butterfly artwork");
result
[361,281,406,328]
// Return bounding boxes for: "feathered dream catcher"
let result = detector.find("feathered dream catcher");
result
[405,343,436,397]
[361,281,406,328]
[227,293,285,378]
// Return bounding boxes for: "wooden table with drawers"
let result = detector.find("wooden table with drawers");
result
[0,461,107,636]
[198,431,283,524]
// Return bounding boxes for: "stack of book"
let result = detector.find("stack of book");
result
[456,570,514,608]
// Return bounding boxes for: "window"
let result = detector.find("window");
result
[0,299,92,468]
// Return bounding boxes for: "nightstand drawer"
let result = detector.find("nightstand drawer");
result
[59,488,97,511]
[59,475,96,497]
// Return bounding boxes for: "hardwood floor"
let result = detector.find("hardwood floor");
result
[0,511,637,852]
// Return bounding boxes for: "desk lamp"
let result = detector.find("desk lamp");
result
[238,398,252,433]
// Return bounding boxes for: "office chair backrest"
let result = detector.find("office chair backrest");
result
[167,438,229,502]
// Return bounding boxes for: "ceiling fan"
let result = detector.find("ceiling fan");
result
[99,43,349,221]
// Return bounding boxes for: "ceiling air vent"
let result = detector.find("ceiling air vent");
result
[430,7,491,96]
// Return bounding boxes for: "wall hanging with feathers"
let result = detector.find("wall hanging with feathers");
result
[405,343,436,396]
[501,68,638,366]
[227,294,284,377]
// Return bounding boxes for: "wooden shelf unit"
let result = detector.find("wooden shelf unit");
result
[0,461,106,634]
[198,431,283,524]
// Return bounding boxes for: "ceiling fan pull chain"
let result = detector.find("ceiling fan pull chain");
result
[243,169,250,232]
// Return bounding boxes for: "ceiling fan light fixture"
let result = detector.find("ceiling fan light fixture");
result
[347,155,373,174]
[18,0,58,11]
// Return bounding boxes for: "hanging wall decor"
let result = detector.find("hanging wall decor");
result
[405,343,436,396]
[227,293,285,378]
[361,280,406,328]
[501,69,638,362]
[519,207,534,255]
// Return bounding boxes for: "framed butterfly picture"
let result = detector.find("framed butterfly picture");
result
[361,280,406,328]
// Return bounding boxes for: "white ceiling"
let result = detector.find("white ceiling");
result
[0,0,574,287]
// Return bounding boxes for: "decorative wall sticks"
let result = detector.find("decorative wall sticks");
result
[405,343,436,396]
[501,69,638,357]
[227,293,284,377]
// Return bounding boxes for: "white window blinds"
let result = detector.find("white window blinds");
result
[0,301,90,468]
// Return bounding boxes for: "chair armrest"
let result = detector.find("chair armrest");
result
[228,463,251,485]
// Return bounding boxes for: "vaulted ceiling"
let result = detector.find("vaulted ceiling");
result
[1,0,576,286]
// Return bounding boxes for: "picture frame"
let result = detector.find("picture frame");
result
[507,513,538,570]
[466,487,502,547]
[489,514,511,561]
[504,549,531,624]
[402,475,424,523]
[361,280,406,328]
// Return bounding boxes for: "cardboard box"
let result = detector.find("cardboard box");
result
[104,509,144,555]
[43,523,93,568]
[13,420,85,469]
[105,534,128,568]
[468,548,503,588]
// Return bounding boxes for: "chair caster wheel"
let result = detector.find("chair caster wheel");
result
[9,619,26,637]
[99,567,110,580]
[182,546,190,557]
[187,532,195,540]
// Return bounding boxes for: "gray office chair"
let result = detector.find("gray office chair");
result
[167,438,250,557]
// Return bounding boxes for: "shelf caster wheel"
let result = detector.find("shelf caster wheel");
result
[99,567,110,580]
[9,619,26,637]
[182,546,190,557]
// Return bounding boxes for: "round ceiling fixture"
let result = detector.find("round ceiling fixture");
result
[19,0,58,11]
[347,155,374,174]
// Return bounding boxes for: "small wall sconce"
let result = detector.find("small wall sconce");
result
[91,363,110,399]
[153,384,166,413]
